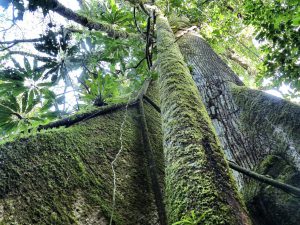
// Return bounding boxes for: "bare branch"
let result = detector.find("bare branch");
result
[145,17,152,69]
[115,57,146,74]
[0,37,42,45]
[0,23,15,33]
[133,7,144,36]
[229,161,300,197]
[7,51,56,62]
[130,57,146,69]
[0,43,17,51]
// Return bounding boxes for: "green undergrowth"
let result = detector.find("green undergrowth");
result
[0,105,162,224]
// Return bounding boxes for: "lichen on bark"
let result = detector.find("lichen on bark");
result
[156,13,251,225]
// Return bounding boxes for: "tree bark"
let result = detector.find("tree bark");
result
[178,31,300,225]
[243,155,300,225]
[156,13,251,225]
[178,32,300,182]
[0,83,164,225]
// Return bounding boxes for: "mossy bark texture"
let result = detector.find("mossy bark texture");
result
[178,31,300,224]
[178,32,300,181]
[0,104,163,225]
[243,155,300,225]
[231,85,300,169]
[156,14,251,225]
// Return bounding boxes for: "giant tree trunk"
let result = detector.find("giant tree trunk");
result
[0,83,164,225]
[156,13,251,225]
[178,31,300,177]
[177,31,300,224]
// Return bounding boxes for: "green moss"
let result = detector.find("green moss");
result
[243,155,300,225]
[0,106,160,224]
[231,84,300,143]
[168,15,191,33]
[231,84,300,166]
[144,81,165,184]
[156,14,251,225]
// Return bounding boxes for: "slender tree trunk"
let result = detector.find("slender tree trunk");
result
[156,13,251,225]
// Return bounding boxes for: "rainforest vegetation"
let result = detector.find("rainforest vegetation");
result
[0,0,299,225]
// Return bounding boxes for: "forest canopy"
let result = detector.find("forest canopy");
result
[0,0,299,136]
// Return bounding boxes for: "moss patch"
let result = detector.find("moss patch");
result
[231,85,300,148]
[0,106,160,225]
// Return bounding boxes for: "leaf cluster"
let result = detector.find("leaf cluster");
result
[244,0,300,89]
[1,0,300,136]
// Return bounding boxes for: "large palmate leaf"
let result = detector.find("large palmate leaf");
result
[80,71,120,106]
[0,92,61,134]
[0,57,46,95]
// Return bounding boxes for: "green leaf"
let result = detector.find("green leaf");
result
[26,90,35,113]
[0,121,19,132]
[21,91,28,113]
[0,104,14,115]
[7,95,20,112]
[24,57,31,73]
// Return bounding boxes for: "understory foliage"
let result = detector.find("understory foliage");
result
[0,0,299,136]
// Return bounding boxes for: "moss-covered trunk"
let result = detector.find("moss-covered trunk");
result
[177,31,300,224]
[1,14,299,225]
[178,32,300,176]
[156,13,251,225]
[0,83,164,225]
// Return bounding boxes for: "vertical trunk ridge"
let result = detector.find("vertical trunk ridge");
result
[156,13,251,225]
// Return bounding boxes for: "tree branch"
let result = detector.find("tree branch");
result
[139,3,150,16]
[6,51,56,62]
[128,57,146,69]
[229,161,300,197]
[48,0,130,38]
[11,112,23,120]
[0,43,17,51]
[145,17,152,69]
[36,100,138,131]
[143,95,161,113]
[115,57,146,74]
[133,7,144,36]
[0,37,42,45]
